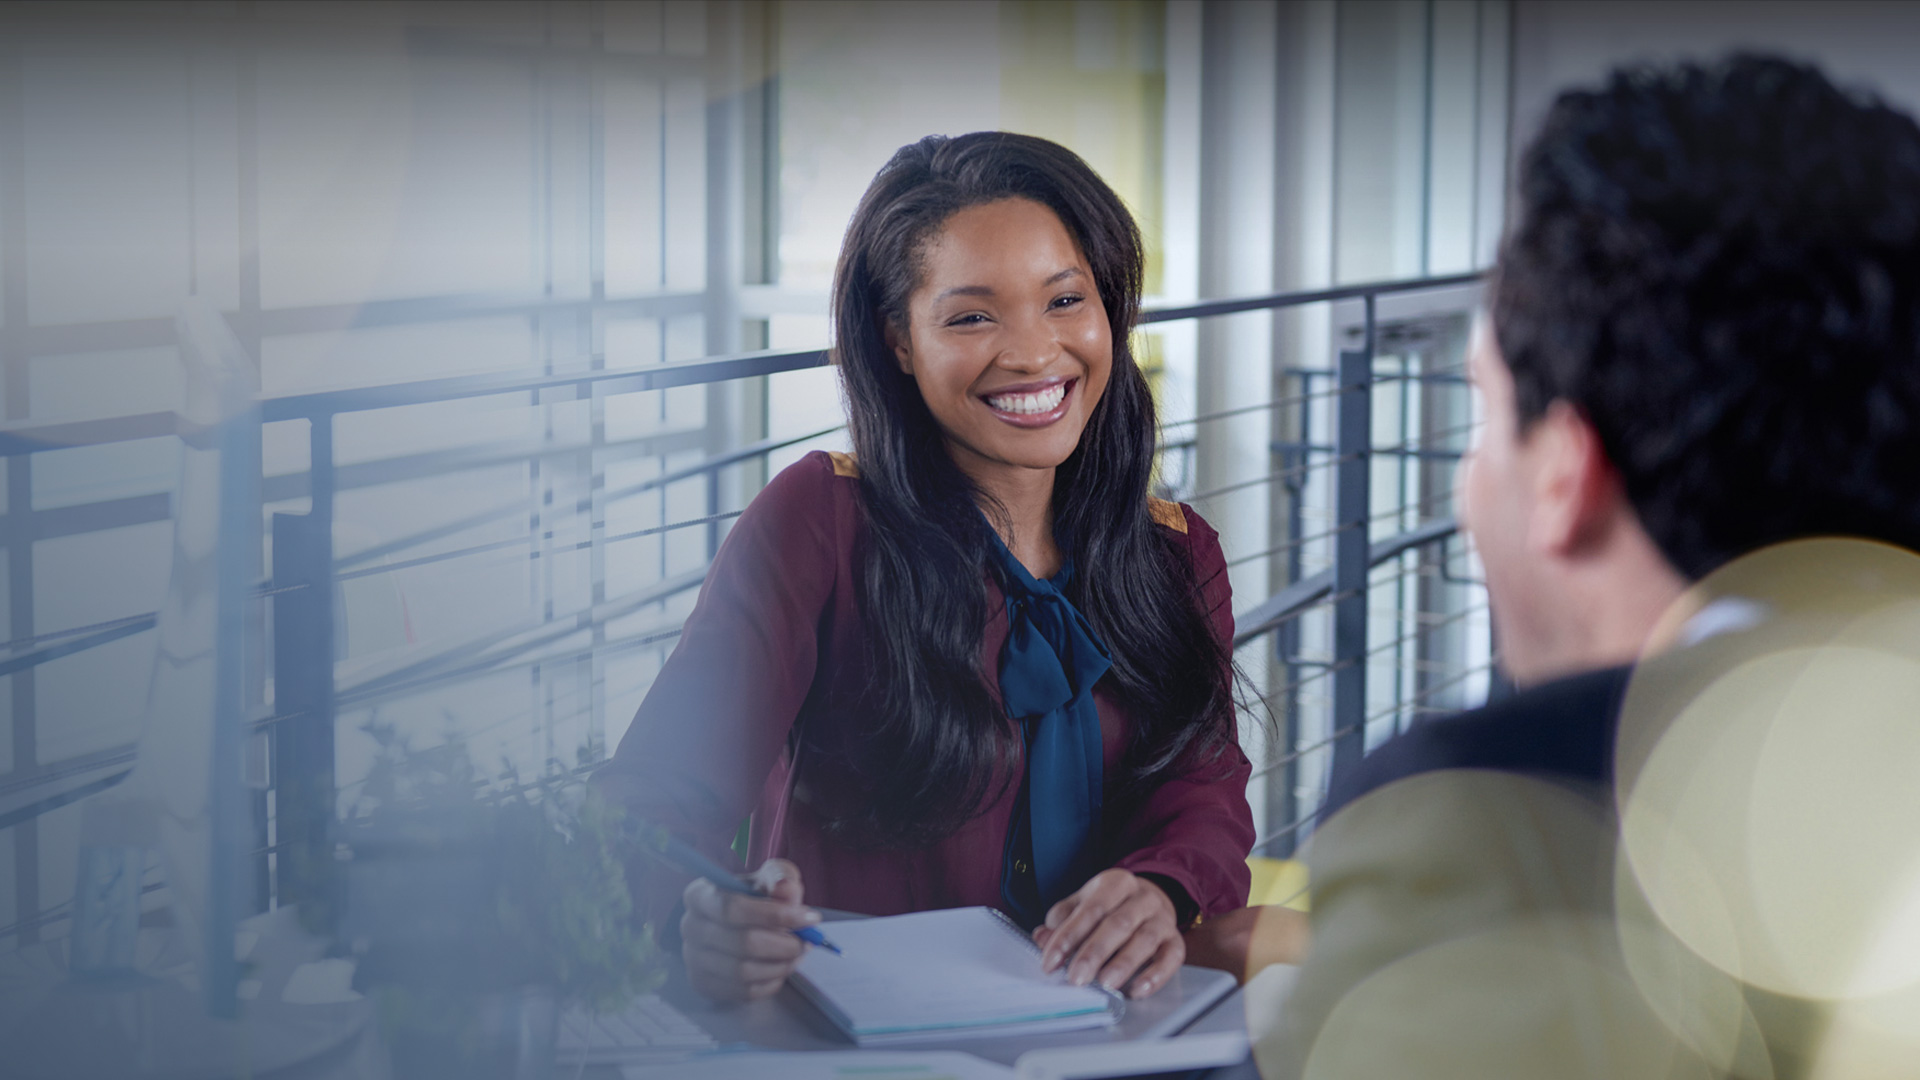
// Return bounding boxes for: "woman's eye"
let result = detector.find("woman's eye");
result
[946,313,990,327]
[1051,294,1085,310]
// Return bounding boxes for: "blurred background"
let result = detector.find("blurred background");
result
[3,0,1919,1024]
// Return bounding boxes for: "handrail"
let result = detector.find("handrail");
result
[257,347,832,423]
[1139,271,1481,325]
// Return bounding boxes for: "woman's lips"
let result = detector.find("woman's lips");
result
[982,378,1076,427]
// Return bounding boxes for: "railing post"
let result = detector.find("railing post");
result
[1330,299,1375,789]
[270,414,337,929]
[1267,376,1314,856]
[207,384,262,1020]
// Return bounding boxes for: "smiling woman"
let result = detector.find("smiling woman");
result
[593,133,1254,1007]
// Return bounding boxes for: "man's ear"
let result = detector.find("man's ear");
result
[882,319,913,375]
[1527,400,1623,558]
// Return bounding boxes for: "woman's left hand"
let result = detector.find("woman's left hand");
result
[1033,868,1185,998]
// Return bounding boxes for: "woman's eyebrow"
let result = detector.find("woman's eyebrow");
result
[932,267,1084,304]
[934,284,995,302]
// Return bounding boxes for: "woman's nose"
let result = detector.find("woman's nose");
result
[996,317,1059,371]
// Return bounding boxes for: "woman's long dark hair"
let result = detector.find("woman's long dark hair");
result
[825,132,1234,848]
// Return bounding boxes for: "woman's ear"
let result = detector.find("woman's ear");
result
[882,319,913,375]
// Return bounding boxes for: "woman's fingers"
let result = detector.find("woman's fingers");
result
[1066,895,1151,986]
[1039,869,1129,974]
[750,858,806,905]
[1093,909,1169,991]
[684,942,802,986]
[684,942,801,1002]
[683,877,821,934]
[680,860,819,1002]
[1038,869,1182,990]
[1124,936,1187,999]
[680,908,807,962]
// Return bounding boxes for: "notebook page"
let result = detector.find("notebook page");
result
[794,908,1115,1035]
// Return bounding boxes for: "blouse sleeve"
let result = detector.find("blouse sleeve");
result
[1110,506,1256,920]
[592,452,843,920]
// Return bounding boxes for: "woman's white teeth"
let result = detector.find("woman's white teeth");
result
[987,383,1067,415]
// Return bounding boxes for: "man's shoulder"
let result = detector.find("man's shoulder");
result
[1323,665,1633,820]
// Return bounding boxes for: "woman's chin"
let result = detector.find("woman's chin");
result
[963,427,1089,473]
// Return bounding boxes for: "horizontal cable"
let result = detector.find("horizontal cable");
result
[335,496,534,571]
[334,573,705,709]
[1383,662,1498,716]
[0,612,160,655]
[1249,724,1358,783]
[1368,368,1470,386]
[1189,453,1358,505]
[1156,385,1340,434]
[1252,805,1327,855]
[334,509,751,584]
[1256,603,1489,705]
[334,567,706,705]
[1373,419,1481,458]
[0,615,158,680]
[332,424,841,578]
[1368,491,1459,529]
[601,510,745,545]
[600,422,846,506]
[1232,518,1458,646]
[335,534,533,582]
[0,765,134,832]
[1249,656,1496,794]
[1226,519,1364,570]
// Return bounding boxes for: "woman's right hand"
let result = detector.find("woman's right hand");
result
[680,858,821,1002]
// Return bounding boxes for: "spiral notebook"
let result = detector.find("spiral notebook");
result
[790,906,1125,1046]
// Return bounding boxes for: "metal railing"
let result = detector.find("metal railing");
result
[0,269,1487,940]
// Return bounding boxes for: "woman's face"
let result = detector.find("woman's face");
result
[887,197,1113,483]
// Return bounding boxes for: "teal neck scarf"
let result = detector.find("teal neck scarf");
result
[984,524,1113,927]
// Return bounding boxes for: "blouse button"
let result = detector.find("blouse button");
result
[1014,860,1030,874]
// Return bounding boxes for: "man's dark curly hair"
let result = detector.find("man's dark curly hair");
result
[1492,53,1920,579]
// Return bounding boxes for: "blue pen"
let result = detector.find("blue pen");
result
[658,832,843,955]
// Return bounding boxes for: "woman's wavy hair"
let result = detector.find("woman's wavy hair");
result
[824,132,1235,848]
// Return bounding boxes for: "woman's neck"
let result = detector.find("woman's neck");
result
[963,457,1062,580]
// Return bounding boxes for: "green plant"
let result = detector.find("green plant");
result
[345,718,665,1015]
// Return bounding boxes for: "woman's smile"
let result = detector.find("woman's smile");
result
[982,376,1078,426]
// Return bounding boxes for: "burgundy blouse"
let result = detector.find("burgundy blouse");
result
[595,451,1254,924]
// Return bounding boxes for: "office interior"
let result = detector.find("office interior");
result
[2,1,1917,1076]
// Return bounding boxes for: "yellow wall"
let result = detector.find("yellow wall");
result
[996,1,1167,297]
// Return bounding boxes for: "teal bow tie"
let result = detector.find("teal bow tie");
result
[984,526,1112,925]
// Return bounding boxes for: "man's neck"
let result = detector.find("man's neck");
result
[1510,536,1690,688]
